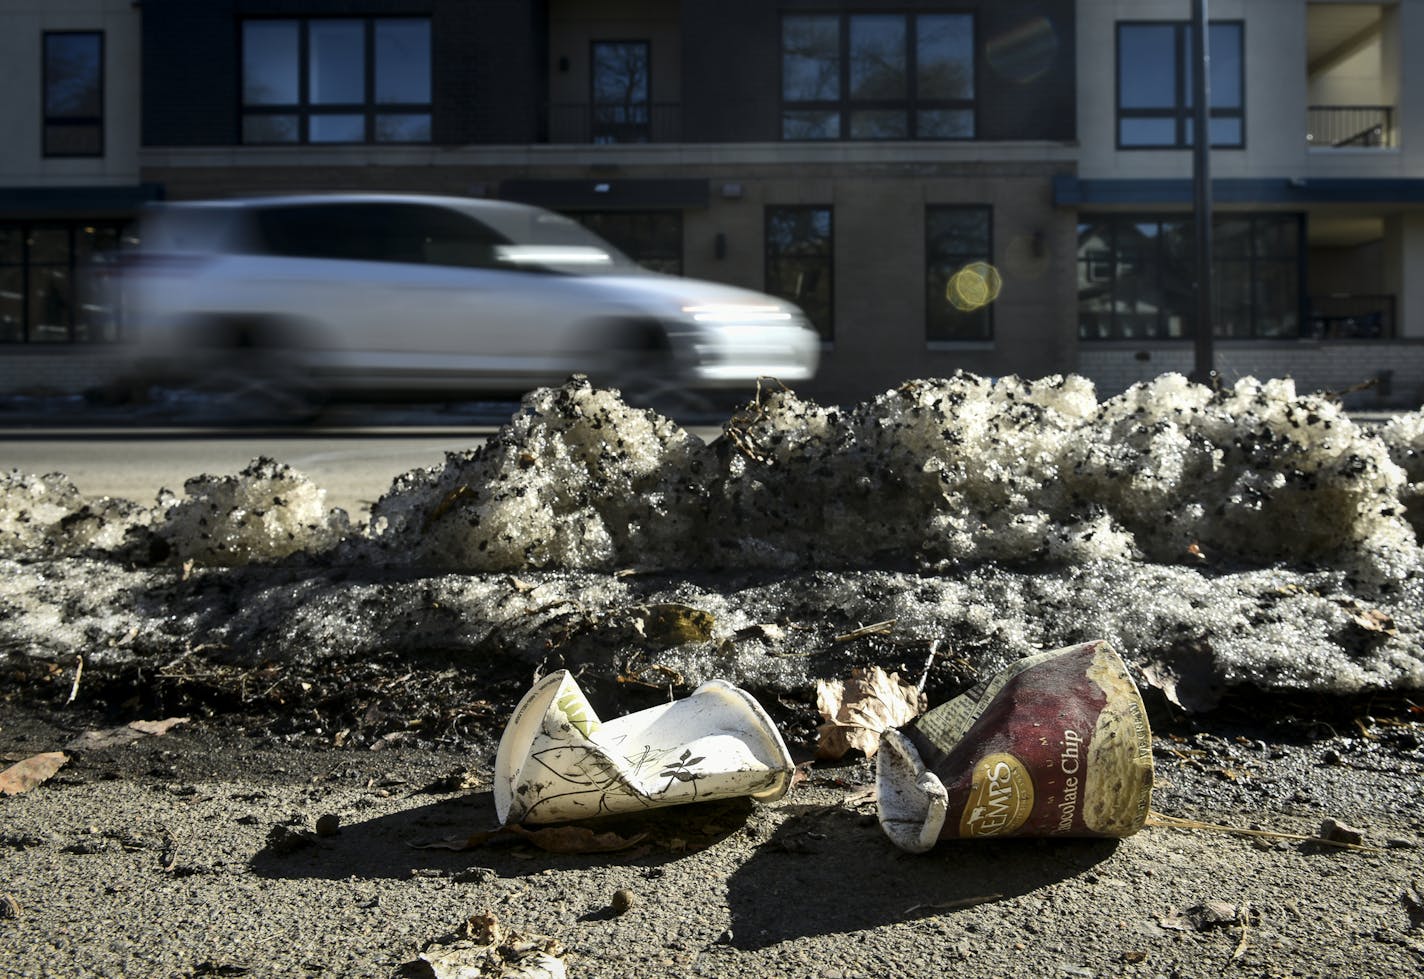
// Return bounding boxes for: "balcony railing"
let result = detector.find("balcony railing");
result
[546,102,683,144]
[1308,293,1395,339]
[1307,105,1395,148]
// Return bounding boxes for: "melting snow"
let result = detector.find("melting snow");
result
[2,372,1422,699]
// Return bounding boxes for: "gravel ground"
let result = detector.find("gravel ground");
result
[2,688,1422,979]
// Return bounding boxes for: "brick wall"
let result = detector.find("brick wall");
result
[1078,342,1424,407]
[0,349,131,398]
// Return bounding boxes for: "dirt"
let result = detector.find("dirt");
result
[3,680,1422,979]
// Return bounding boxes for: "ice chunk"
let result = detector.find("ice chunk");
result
[155,457,349,566]
[362,377,713,570]
[0,469,152,560]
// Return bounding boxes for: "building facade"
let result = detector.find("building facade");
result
[1,1,1422,406]
[1071,0,1424,403]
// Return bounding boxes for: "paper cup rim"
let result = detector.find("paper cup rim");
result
[683,678,796,802]
[494,669,581,825]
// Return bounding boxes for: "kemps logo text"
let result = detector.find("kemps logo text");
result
[958,752,1034,837]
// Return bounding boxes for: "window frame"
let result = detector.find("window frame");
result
[42,30,105,158]
[0,221,128,344]
[780,10,977,142]
[240,17,432,145]
[589,39,652,144]
[764,205,835,342]
[1076,213,1305,342]
[1115,19,1245,151]
[925,204,995,344]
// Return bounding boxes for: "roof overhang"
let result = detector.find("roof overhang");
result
[1055,175,1424,207]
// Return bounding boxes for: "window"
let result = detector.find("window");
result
[0,222,126,343]
[765,207,833,341]
[926,206,994,342]
[254,204,503,268]
[1077,214,1302,340]
[782,12,974,140]
[591,41,650,144]
[242,18,431,144]
[1117,21,1243,149]
[44,32,103,156]
[576,212,682,275]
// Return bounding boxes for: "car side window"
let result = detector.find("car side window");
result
[254,203,506,268]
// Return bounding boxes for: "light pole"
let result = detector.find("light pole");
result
[1191,0,1215,385]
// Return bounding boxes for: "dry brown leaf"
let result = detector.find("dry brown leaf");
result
[417,911,566,979]
[128,717,190,737]
[413,824,648,855]
[0,751,70,797]
[630,603,715,646]
[66,717,190,751]
[506,824,649,854]
[815,666,925,761]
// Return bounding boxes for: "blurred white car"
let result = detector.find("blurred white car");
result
[111,193,820,417]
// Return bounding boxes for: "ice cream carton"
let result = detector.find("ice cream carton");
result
[877,640,1154,852]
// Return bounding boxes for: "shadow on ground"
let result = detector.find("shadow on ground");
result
[248,791,756,882]
[723,802,1118,950]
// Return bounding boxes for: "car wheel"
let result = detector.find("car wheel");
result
[169,318,322,425]
[597,320,712,420]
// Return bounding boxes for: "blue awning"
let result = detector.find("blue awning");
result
[1054,175,1424,206]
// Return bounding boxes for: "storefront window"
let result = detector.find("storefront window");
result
[1077,214,1302,340]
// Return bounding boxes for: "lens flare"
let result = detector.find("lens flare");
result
[986,15,1060,85]
[947,262,1003,312]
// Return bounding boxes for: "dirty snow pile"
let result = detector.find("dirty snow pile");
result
[1,372,1423,700]
[360,373,1418,581]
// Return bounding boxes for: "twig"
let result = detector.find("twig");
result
[904,893,1003,916]
[65,655,83,706]
[1147,812,1380,852]
[1227,901,1252,968]
[833,619,896,643]
[917,640,940,694]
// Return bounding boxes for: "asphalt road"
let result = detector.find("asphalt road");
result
[0,428,498,517]
[0,423,725,518]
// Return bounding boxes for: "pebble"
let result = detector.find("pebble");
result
[1318,817,1365,846]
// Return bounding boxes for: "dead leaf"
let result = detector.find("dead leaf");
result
[1140,640,1223,713]
[415,912,566,979]
[413,824,649,855]
[507,824,649,854]
[66,717,190,751]
[0,752,70,797]
[815,666,925,761]
[734,623,786,643]
[630,603,714,646]
[128,717,190,737]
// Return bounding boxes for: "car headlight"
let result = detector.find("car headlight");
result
[680,303,795,324]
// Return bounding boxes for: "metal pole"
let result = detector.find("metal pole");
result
[1191,0,1214,385]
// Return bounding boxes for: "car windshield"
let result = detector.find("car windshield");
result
[471,207,642,274]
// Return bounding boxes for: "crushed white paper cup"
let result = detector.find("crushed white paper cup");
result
[494,670,795,825]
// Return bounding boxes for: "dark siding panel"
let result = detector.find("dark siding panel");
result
[433,0,545,144]
[680,0,780,142]
[236,1,432,13]
[141,0,240,146]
